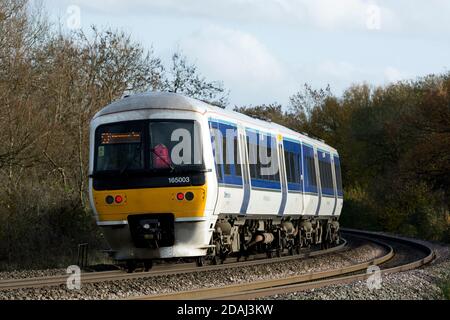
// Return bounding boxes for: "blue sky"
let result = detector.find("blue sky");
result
[41,0,450,106]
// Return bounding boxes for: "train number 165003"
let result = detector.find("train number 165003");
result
[168,177,190,184]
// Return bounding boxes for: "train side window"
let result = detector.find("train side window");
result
[294,153,301,184]
[284,150,297,184]
[224,130,241,178]
[283,139,302,191]
[246,130,280,188]
[284,153,301,183]
[247,133,258,179]
[284,149,292,182]
[334,155,343,197]
[260,134,279,182]
[209,120,243,186]
[223,137,231,176]
[318,151,334,196]
[234,136,242,177]
[302,144,318,194]
[209,122,224,182]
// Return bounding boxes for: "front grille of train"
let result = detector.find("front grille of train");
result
[128,214,175,249]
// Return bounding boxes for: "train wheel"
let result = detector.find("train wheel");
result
[211,255,220,265]
[144,260,153,272]
[126,260,136,273]
[220,253,227,264]
[196,257,205,267]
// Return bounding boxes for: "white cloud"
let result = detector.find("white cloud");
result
[45,0,449,105]
[72,0,399,31]
[50,0,450,36]
[294,61,409,94]
[293,60,373,93]
[316,61,361,81]
[178,24,410,104]
[384,66,404,83]
[180,25,289,105]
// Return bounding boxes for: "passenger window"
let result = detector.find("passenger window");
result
[223,137,231,176]
[284,150,301,184]
[209,120,242,185]
[303,145,318,193]
[318,152,334,196]
[234,137,242,177]
[334,156,343,197]
[246,132,279,182]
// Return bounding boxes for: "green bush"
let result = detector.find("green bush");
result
[0,182,107,270]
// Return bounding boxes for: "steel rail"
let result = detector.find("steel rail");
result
[131,234,394,300]
[212,229,435,300]
[0,239,348,291]
[133,229,435,300]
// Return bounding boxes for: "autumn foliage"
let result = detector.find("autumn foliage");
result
[0,0,226,269]
[0,1,448,270]
[237,79,450,242]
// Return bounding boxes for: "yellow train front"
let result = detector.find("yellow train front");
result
[88,93,218,271]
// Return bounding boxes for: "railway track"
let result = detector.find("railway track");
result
[0,239,348,291]
[131,229,435,300]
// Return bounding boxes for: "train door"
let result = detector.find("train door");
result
[331,155,338,216]
[277,139,288,216]
[333,155,344,216]
[302,143,319,216]
[238,126,251,215]
[208,119,244,215]
[317,149,335,216]
[314,148,322,216]
[283,138,303,216]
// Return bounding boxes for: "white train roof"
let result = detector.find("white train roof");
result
[94,92,338,155]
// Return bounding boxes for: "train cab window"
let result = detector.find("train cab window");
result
[95,121,145,172]
[334,155,343,197]
[95,120,204,174]
[149,121,203,170]
[302,144,318,194]
[318,151,334,196]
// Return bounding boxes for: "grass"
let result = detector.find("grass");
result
[438,277,450,300]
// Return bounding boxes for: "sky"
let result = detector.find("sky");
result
[40,0,450,106]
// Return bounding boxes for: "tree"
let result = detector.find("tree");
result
[163,51,229,108]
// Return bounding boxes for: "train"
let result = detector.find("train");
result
[89,92,343,272]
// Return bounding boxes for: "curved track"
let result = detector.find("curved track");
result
[0,240,347,291]
[131,229,434,300]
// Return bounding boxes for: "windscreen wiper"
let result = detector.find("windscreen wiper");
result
[119,163,130,175]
